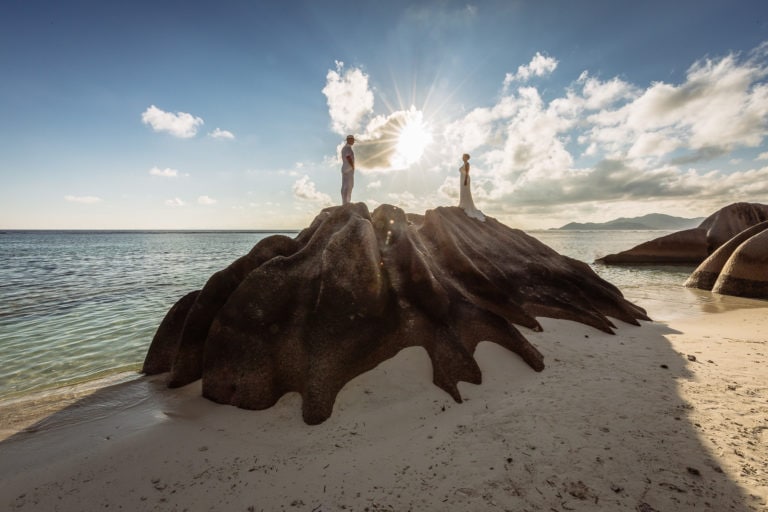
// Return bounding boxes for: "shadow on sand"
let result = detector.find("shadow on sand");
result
[0,302,763,511]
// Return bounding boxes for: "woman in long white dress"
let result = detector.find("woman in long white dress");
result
[458,153,485,221]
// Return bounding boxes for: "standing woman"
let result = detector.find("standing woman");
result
[458,153,485,221]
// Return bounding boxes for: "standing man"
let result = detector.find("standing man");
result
[340,135,355,205]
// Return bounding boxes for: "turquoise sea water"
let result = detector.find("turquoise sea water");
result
[0,228,749,402]
[0,231,289,400]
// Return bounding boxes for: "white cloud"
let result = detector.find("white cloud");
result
[209,128,235,140]
[292,175,333,205]
[141,105,204,138]
[504,52,558,87]
[64,195,102,204]
[149,166,179,178]
[627,131,681,160]
[444,86,574,183]
[351,107,434,172]
[367,180,382,190]
[322,61,374,135]
[386,191,419,211]
[576,72,637,110]
[317,44,768,226]
[198,195,217,205]
[165,197,185,206]
[436,45,768,223]
[585,52,768,161]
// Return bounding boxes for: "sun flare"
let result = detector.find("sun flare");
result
[393,112,433,168]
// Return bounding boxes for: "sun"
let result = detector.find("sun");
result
[393,110,433,168]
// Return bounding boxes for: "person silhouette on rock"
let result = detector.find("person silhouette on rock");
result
[340,135,356,204]
[458,153,485,221]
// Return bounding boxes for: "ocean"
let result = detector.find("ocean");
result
[0,228,743,403]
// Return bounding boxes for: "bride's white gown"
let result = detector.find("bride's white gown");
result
[459,165,485,221]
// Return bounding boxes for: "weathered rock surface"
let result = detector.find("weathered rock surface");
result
[596,202,768,265]
[684,221,768,291]
[714,229,768,298]
[686,221,768,299]
[143,203,649,424]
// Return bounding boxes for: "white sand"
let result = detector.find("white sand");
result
[1,292,766,511]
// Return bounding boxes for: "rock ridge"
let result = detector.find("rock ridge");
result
[144,203,649,424]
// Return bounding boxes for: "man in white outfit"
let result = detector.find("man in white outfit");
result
[340,135,355,204]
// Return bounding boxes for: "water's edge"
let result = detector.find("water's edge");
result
[2,229,764,406]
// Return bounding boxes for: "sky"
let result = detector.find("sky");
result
[2,0,768,230]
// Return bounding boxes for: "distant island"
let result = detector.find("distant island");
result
[555,213,705,231]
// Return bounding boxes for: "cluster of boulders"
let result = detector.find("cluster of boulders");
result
[598,202,768,300]
[684,220,768,298]
[144,203,648,424]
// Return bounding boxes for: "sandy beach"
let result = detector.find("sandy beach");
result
[0,290,766,512]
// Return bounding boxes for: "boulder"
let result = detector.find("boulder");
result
[684,221,768,291]
[144,203,649,424]
[712,229,768,298]
[597,202,768,265]
[597,228,708,265]
[700,202,768,249]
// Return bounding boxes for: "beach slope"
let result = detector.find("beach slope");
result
[0,302,766,511]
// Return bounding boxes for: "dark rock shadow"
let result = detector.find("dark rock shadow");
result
[0,313,762,511]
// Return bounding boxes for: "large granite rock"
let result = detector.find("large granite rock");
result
[596,202,768,265]
[685,221,768,299]
[143,203,649,424]
[684,221,768,291]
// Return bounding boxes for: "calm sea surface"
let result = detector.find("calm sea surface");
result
[0,228,743,402]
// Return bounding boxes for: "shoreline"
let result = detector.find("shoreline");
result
[0,371,143,440]
[1,292,766,511]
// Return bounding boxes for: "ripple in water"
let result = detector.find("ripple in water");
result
[1,228,763,401]
[0,231,285,400]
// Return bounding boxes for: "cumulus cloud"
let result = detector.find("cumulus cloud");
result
[292,175,333,205]
[566,71,637,111]
[209,128,235,139]
[585,52,768,160]
[438,44,768,221]
[351,107,434,172]
[444,86,574,183]
[386,191,421,211]
[149,166,179,178]
[165,197,185,206]
[323,61,439,173]
[322,61,374,135]
[197,195,217,205]
[65,195,102,204]
[320,44,768,225]
[504,52,558,87]
[141,105,204,138]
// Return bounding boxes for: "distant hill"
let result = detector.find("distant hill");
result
[556,213,705,231]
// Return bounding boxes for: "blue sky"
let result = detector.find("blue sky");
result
[2,0,768,229]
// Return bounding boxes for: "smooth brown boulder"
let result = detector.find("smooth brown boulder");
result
[143,234,300,381]
[700,202,768,249]
[144,203,649,425]
[597,202,768,265]
[712,229,768,299]
[684,221,768,291]
[597,228,708,264]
